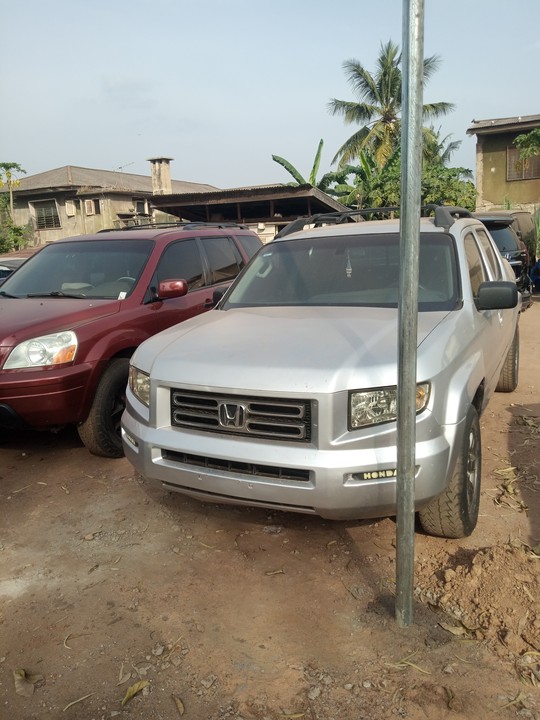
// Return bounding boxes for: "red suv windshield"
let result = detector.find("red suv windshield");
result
[3,239,154,299]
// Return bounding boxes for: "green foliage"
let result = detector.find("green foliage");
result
[0,220,31,253]
[0,161,26,185]
[0,192,32,253]
[328,40,454,168]
[271,154,307,186]
[420,166,476,209]
[514,129,540,161]
[422,126,461,167]
[0,161,27,222]
[272,139,325,187]
[325,148,476,210]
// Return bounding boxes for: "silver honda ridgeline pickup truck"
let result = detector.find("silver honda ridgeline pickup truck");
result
[122,207,520,538]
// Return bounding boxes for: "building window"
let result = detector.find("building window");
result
[32,200,61,229]
[133,198,148,215]
[65,200,77,217]
[507,146,540,181]
[84,198,101,215]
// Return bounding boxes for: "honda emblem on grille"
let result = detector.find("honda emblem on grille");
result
[218,402,246,429]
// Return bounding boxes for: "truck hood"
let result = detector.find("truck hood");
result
[134,306,450,394]
[0,297,121,346]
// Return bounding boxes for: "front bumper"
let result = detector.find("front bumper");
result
[122,404,463,521]
[0,362,94,430]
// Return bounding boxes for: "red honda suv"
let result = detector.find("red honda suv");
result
[0,222,262,457]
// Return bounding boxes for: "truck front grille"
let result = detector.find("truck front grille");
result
[170,389,312,442]
[162,450,311,482]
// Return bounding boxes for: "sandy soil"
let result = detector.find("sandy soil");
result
[1,299,539,720]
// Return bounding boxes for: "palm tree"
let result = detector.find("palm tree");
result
[423,126,461,167]
[328,40,454,168]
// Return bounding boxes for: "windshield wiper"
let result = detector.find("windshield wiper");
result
[0,290,17,298]
[27,291,87,299]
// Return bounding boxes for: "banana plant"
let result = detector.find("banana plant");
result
[272,139,325,187]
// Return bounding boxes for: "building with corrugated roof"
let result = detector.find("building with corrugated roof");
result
[467,114,540,211]
[2,158,347,245]
[2,161,217,243]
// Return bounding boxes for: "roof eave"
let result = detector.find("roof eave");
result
[467,114,540,136]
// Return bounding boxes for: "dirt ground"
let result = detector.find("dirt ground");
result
[1,300,539,720]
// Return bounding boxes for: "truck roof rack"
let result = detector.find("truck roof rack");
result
[274,210,366,239]
[425,205,474,232]
[98,221,251,233]
[275,205,475,238]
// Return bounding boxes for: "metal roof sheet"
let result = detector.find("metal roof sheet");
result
[8,165,218,194]
[467,114,540,135]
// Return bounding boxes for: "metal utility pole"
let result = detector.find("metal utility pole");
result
[395,0,425,627]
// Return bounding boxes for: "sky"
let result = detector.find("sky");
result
[2,0,539,190]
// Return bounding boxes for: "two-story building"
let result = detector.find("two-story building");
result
[467,114,540,211]
[3,158,216,244]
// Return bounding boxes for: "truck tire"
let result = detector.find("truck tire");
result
[418,405,481,539]
[496,326,519,393]
[77,358,129,458]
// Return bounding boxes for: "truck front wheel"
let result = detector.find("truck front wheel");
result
[77,358,129,458]
[418,405,481,539]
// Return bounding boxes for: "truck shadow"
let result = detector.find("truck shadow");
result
[506,401,540,545]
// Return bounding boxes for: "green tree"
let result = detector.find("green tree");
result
[325,150,399,208]
[0,161,26,219]
[422,126,461,167]
[0,162,32,253]
[328,40,454,168]
[325,148,475,211]
[514,128,540,162]
[0,194,32,253]
[420,165,476,209]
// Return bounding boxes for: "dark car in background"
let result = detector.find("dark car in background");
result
[0,257,27,282]
[479,209,537,267]
[0,222,262,457]
[474,212,532,309]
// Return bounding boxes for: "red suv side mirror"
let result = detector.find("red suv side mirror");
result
[157,279,189,299]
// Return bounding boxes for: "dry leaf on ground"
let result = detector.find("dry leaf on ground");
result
[121,679,150,706]
[13,668,44,697]
[172,694,185,715]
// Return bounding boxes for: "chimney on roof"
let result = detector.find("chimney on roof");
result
[148,157,173,195]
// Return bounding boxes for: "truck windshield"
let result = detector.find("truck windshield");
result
[224,233,460,311]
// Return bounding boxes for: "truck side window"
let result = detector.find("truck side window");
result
[475,228,503,280]
[464,232,488,298]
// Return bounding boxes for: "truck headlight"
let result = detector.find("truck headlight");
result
[4,331,78,369]
[349,383,430,429]
[129,365,150,407]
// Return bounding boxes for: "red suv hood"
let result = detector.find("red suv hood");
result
[0,297,121,347]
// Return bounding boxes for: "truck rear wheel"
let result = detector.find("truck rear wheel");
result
[418,405,481,538]
[77,358,129,458]
[496,326,519,393]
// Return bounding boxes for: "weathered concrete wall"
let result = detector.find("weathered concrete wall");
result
[476,132,540,208]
